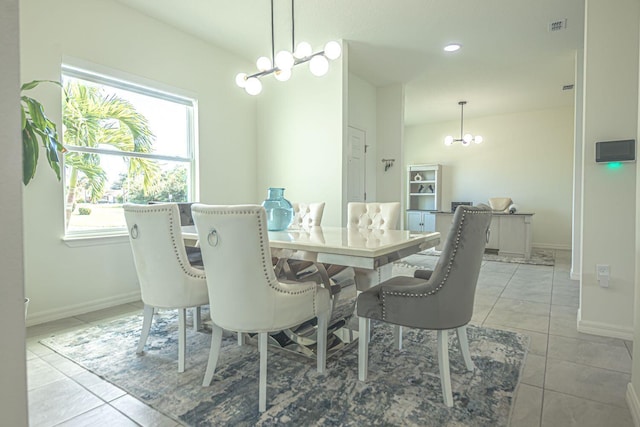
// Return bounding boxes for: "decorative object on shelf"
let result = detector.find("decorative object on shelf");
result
[451,201,473,213]
[413,173,422,181]
[508,204,519,214]
[235,0,341,95]
[444,101,483,146]
[488,197,512,212]
[427,184,434,193]
[262,187,294,231]
[417,184,425,193]
[382,158,395,171]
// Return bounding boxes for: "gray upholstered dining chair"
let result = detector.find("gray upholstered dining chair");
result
[191,204,331,413]
[356,205,492,407]
[123,203,209,373]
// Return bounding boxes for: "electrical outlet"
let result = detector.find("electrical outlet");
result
[596,264,610,288]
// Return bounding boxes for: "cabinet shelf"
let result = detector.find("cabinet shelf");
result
[407,164,441,232]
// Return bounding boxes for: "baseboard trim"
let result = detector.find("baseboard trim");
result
[26,291,141,327]
[627,383,640,427]
[577,308,634,341]
[532,243,571,251]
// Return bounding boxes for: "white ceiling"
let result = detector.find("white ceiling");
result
[115,0,585,126]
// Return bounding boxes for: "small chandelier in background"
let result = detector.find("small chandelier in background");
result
[235,0,342,96]
[444,101,483,146]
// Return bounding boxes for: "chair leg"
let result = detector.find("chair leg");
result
[136,305,154,354]
[202,323,224,386]
[237,332,244,346]
[394,325,403,350]
[316,312,328,374]
[358,316,370,381]
[437,329,454,407]
[456,325,475,371]
[178,308,186,373]
[193,306,202,332]
[258,332,268,413]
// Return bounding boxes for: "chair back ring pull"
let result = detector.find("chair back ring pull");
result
[130,224,139,239]
[207,228,219,247]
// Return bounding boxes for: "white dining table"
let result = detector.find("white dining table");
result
[182,225,440,274]
[181,225,440,357]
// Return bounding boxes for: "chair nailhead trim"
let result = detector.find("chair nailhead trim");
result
[380,208,491,321]
[197,207,316,311]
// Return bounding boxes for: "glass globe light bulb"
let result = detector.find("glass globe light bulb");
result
[474,135,483,144]
[444,135,454,146]
[235,73,247,88]
[463,133,473,143]
[274,68,291,82]
[324,41,341,60]
[256,56,272,72]
[275,50,294,70]
[244,77,262,96]
[294,41,312,59]
[309,55,329,76]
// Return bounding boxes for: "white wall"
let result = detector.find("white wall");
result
[580,0,638,341]
[20,0,256,324]
[0,0,28,424]
[256,48,345,226]
[348,72,377,203]
[405,107,574,249]
[376,84,405,206]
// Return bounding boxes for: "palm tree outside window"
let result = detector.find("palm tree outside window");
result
[61,64,197,236]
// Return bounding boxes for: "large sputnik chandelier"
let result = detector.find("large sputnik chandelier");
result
[235,0,342,95]
[444,101,483,146]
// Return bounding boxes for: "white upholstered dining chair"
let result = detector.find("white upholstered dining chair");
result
[346,202,401,291]
[357,205,492,406]
[191,204,331,413]
[123,203,209,373]
[291,201,325,228]
[347,202,401,230]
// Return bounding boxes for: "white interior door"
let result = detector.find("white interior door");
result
[347,126,366,202]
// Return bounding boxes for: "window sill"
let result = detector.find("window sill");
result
[62,233,129,248]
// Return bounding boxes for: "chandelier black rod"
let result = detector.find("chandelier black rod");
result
[270,0,275,63]
[291,0,295,52]
[245,52,325,79]
[459,101,466,140]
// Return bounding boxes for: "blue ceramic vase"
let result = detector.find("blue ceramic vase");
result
[262,187,293,231]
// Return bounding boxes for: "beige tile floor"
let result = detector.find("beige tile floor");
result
[26,250,634,426]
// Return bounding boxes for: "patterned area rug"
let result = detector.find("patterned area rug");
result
[41,311,528,426]
[395,248,555,274]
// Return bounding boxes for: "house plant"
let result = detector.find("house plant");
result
[21,80,66,319]
[21,79,66,186]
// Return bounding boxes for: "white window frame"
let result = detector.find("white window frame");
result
[61,63,198,242]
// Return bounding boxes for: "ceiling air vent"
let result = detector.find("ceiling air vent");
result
[549,19,568,32]
[562,84,574,91]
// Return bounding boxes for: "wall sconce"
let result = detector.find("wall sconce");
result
[382,158,395,171]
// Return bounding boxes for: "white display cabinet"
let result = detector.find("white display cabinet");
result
[406,164,441,232]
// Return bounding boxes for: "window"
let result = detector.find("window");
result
[61,65,196,237]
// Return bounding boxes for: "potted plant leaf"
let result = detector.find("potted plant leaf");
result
[21,79,67,186]
[21,80,67,319]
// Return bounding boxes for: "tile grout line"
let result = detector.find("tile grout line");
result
[538,248,556,427]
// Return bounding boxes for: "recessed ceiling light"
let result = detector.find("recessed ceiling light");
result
[444,43,461,52]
